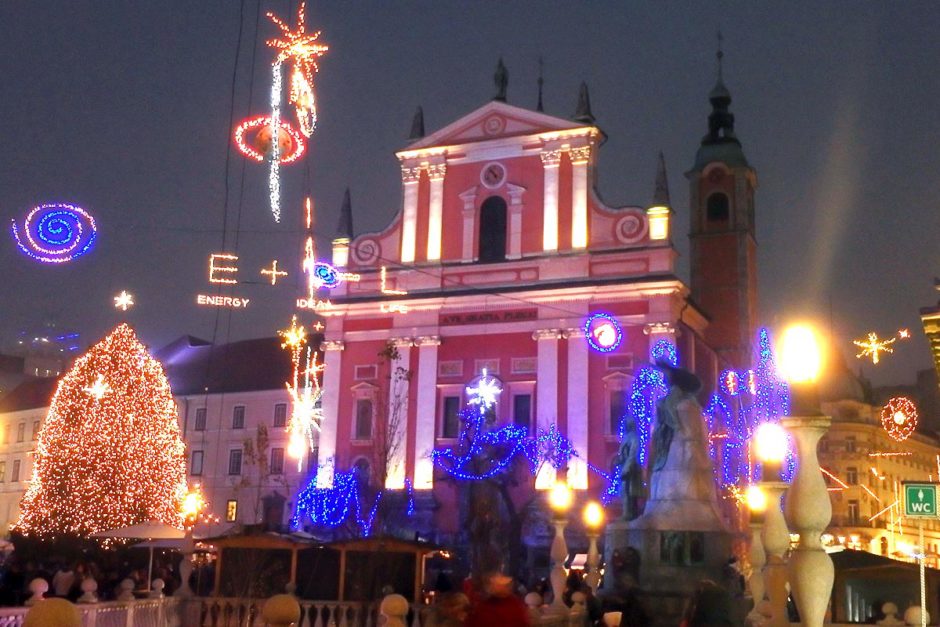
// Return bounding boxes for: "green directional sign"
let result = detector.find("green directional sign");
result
[904,482,940,518]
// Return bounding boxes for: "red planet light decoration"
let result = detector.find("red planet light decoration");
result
[881,396,917,442]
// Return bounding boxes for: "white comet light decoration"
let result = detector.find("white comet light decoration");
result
[280,316,324,468]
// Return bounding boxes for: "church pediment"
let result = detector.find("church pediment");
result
[402,101,591,152]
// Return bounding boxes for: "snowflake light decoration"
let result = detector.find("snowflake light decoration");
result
[854,331,896,365]
[279,316,324,467]
[881,396,918,442]
[83,374,110,400]
[466,368,501,415]
[113,291,134,311]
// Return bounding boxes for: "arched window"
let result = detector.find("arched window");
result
[706,193,729,223]
[478,196,507,262]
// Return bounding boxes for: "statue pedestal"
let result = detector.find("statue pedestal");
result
[602,396,745,625]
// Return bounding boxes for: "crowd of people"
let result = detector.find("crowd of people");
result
[0,555,182,606]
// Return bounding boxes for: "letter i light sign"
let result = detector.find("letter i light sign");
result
[904,482,940,518]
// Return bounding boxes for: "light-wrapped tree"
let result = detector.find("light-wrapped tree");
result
[15,323,187,538]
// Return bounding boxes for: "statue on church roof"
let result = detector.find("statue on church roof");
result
[494,58,508,102]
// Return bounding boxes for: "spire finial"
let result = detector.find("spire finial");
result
[716,29,724,80]
[409,106,425,140]
[537,56,544,112]
[652,152,671,207]
[573,82,594,124]
[335,188,353,240]
[494,58,508,102]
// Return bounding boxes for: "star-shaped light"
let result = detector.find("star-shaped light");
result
[898,328,911,339]
[266,3,329,71]
[853,332,896,365]
[113,290,134,311]
[83,374,110,400]
[466,368,501,415]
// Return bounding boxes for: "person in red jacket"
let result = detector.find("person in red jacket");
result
[465,572,530,627]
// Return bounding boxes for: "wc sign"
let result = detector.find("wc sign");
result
[903,483,940,518]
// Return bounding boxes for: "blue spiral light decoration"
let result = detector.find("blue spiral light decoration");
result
[313,261,340,289]
[10,203,97,264]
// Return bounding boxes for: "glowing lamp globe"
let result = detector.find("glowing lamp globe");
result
[745,485,768,514]
[583,501,604,529]
[777,324,822,384]
[548,482,573,513]
[754,423,788,463]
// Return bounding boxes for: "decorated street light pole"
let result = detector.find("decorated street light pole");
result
[582,501,604,594]
[754,422,792,627]
[548,481,573,615]
[777,324,832,627]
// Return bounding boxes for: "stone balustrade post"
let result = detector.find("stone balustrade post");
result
[263,593,301,627]
[150,578,165,599]
[116,578,135,602]
[379,594,409,627]
[77,577,98,604]
[747,521,767,623]
[25,578,48,606]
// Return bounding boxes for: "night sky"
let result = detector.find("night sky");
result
[1,1,938,387]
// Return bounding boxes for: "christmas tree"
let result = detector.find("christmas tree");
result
[15,324,187,538]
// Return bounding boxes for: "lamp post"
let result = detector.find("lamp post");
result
[754,422,792,627]
[777,324,832,627]
[548,481,573,615]
[178,484,207,599]
[745,484,768,624]
[583,501,604,594]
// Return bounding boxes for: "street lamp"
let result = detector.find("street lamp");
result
[777,324,832,627]
[582,501,604,594]
[548,481,573,615]
[754,423,792,627]
[178,484,207,599]
[745,484,768,624]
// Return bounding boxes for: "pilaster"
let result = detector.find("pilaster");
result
[533,328,563,488]
[385,337,413,490]
[400,166,421,263]
[570,146,591,250]
[541,150,562,252]
[426,164,447,262]
[564,328,589,489]
[317,340,345,488]
[413,336,441,489]
[459,187,478,261]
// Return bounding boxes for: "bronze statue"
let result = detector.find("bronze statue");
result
[650,360,701,472]
[616,415,644,520]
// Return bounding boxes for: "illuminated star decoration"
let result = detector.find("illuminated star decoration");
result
[898,328,911,339]
[266,2,329,137]
[466,369,501,415]
[83,374,110,400]
[854,332,896,365]
[279,316,324,468]
[113,291,134,311]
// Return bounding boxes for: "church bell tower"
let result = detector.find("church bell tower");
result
[687,52,758,369]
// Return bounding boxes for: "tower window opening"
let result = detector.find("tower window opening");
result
[706,193,729,223]
[478,196,508,262]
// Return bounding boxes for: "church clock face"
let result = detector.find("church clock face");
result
[480,162,506,189]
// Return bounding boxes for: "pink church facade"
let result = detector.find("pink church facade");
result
[318,100,719,537]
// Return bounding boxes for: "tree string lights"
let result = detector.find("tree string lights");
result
[10,203,97,264]
[279,316,324,467]
[854,331,896,365]
[14,324,187,538]
[881,396,918,442]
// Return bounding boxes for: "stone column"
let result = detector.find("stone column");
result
[400,166,421,263]
[565,327,589,489]
[413,336,441,490]
[458,187,478,261]
[762,481,791,627]
[316,340,344,488]
[782,415,833,627]
[747,521,767,623]
[385,338,413,490]
[426,164,446,262]
[506,183,526,260]
[533,328,562,488]
[570,145,590,249]
[540,150,561,252]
